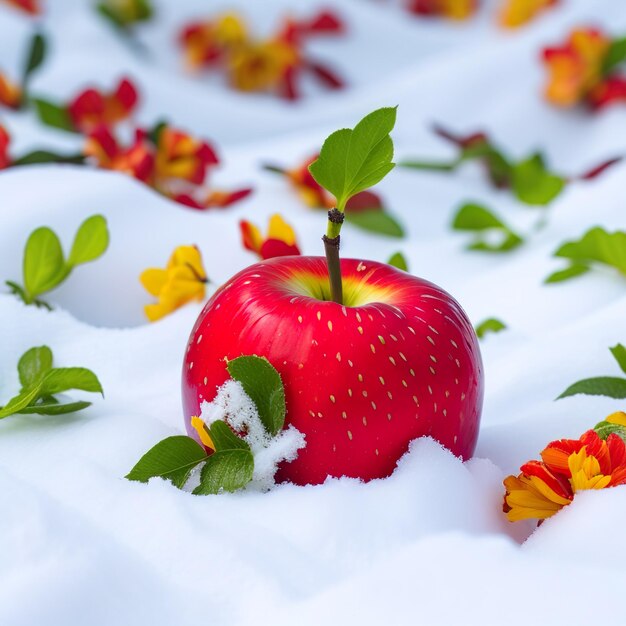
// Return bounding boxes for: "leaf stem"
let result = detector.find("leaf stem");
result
[324,207,345,304]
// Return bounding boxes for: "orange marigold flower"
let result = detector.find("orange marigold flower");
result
[179,13,248,70]
[542,28,611,107]
[85,125,154,183]
[499,0,557,29]
[67,77,139,132]
[154,126,218,187]
[407,0,477,20]
[0,124,11,169]
[0,72,22,109]
[140,245,208,322]
[503,422,626,523]
[3,0,40,15]
[240,214,301,260]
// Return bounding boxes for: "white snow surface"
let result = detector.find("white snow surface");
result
[1,0,626,624]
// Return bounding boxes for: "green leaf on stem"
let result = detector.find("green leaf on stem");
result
[546,227,626,284]
[126,436,208,488]
[11,150,86,166]
[603,37,626,74]
[309,107,397,210]
[345,209,404,238]
[209,420,250,451]
[398,159,459,172]
[18,401,92,415]
[610,344,626,374]
[193,449,254,495]
[67,214,109,268]
[18,346,53,388]
[33,98,76,132]
[23,227,66,300]
[452,203,523,252]
[0,383,44,419]
[475,318,507,339]
[387,251,408,271]
[557,377,626,400]
[22,33,46,87]
[41,367,103,396]
[511,154,565,206]
[227,355,285,436]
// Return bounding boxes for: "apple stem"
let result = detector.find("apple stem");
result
[323,208,344,304]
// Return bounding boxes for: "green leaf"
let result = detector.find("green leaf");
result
[387,251,408,271]
[399,159,459,172]
[475,318,507,339]
[309,107,397,209]
[452,203,523,253]
[192,449,254,495]
[209,420,250,451]
[594,421,626,443]
[22,33,46,86]
[23,227,66,299]
[345,210,404,238]
[511,154,565,206]
[18,346,53,388]
[544,263,590,284]
[126,436,207,488]
[227,355,285,437]
[67,215,109,268]
[552,228,626,277]
[0,383,43,419]
[32,99,76,132]
[557,377,626,400]
[12,150,86,166]
[41,367,103,396]
[18,400,92,415]
[603,37,626,74]
[610,344,626,375]
[5,280,28,303]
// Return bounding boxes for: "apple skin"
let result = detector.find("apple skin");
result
[182,256,483,485]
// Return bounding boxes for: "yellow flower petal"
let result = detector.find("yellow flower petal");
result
[268,213,296,246]
[140,268,168,296]
[606,411,626,427]
[191,415,215,451]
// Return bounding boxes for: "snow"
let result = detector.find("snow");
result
[1,0,626,624]
[198,380,306,490]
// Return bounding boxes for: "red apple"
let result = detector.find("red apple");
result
[182,256,483,485]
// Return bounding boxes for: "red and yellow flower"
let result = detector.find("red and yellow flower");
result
[174,188,253,211]
[84,125,154,183]
[140,245,208,322]
[67,77,139,132]
[542,28,614,108]
[179,11,344,100]
[499,0,557,29]
[0,124,11,170]
[407,0,477,20]
[3,0,41,15]
[503,412,626,522]
[0,73,22,109]
[240,214,301,260]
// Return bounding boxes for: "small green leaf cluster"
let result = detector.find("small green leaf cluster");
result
[546,227,626,284]
[0,346,103,419]
[96,0,154,30]
[475,318,507,340]
[387,252,408,271]
[309,107,397,214]
[126,355,288,495]
[6,215,109,310]
[558,344,626,400]
[452,203,523,252]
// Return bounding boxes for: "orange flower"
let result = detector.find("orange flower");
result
[172,188,253,211]
[503,415,626,523]
[542,28,611,107]
[0,124,11,169]
[499,0,557,28]
[240,214,301,260]
[407,0,477,20]
[67,77,139,132]
[3,0,40,14]
[0,72,22,109]
[84,125,154,183]
[588,76,626,109]
[179,13,248,70]
[154,126,218,187]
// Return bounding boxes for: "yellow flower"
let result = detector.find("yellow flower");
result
[190,415,215,451]
[140,245,208,322]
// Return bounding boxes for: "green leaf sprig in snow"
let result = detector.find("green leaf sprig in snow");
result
[0,346,103,420]
[452,203,524,253]
[5,214,109,309]
[475,318,507,340]
[558,344,626,400]
[127,355,287,495]
[545,227,626,284]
